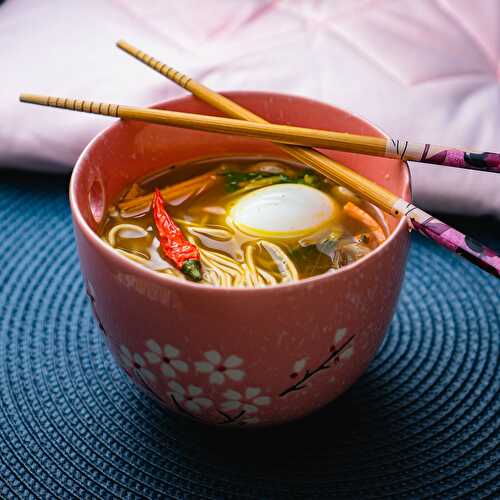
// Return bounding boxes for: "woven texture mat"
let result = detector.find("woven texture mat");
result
[0,172,498,499]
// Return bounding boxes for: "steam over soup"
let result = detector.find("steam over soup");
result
[101,157,388,286]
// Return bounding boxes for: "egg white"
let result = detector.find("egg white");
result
[228,184,337,238]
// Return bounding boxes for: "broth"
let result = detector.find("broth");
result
[101,156,388,286]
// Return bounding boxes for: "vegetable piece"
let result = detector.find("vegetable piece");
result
[291,238,338,276]
[119,169,219,214]
[123,182,144,200]
[299,172,321,189]
[249,161,286,174]
[152,189,202,281]
[222,169,321,193]
[236,175,284,193]
[317,232,342,256]
[222,170,277,192]
[292,229,374,273]
[343,202,386,243]
[341,243,371,261]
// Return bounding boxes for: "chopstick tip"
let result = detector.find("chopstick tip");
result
[116,39,131,50]
[19,93,33,103]
[19,93,47,106]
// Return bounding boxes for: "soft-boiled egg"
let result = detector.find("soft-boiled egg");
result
[228,184,337,238]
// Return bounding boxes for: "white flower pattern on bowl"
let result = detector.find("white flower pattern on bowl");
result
[167,381,213,413]
[291,357,308,377]
[221,388,271,413]
[119,344,156,384]
[116,328,355,426]
[144,340,188,378]
[195,350,245,384]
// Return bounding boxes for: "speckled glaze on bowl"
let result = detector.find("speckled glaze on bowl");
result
[70,92,411,427]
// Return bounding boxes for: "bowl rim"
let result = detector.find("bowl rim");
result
[69,90,411,294]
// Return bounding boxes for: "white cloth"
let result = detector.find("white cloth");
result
[2,0,499,217]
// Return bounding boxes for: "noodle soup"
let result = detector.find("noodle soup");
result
[71,92,411,426]
[101,157,388,286]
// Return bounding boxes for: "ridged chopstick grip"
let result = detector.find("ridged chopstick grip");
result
[19,94,120,117]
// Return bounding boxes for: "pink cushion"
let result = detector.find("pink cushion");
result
[2,0,499,217]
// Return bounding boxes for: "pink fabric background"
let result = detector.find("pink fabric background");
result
[1,0,499,217]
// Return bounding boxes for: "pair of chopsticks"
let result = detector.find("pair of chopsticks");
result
[20,93,500,175]
[20,40,500,278]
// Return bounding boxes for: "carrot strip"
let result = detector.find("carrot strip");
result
[118,169,219,213]
[122,182,143,200]
[344,202,386,243]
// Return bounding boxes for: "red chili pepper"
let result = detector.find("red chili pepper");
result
[152,188,202,281]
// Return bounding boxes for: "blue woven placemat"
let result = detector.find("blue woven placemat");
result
[0,170,499,499]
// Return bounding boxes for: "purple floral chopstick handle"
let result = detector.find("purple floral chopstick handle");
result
[422,150,500,173]
[386,141,500,174]
[393,200,500,278]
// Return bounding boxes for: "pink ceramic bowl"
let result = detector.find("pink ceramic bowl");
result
[70,92,411,427]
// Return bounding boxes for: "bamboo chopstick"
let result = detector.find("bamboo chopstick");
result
[18,93,500,176]
[20,96,500,279]
[20,92,399,214]
[116,39,500,278]
[115,43,500,175]
[19,90,499,278]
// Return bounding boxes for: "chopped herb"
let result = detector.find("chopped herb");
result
[296,171,321,189]
[222,169,322,193]
[221,170,276,192]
